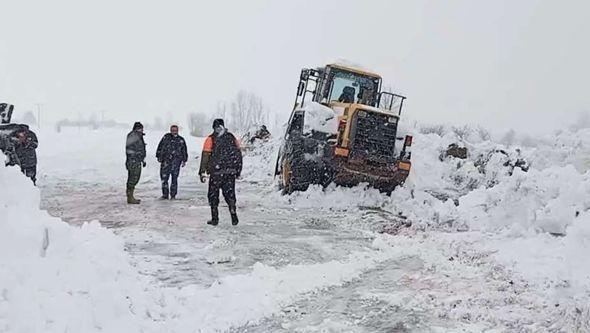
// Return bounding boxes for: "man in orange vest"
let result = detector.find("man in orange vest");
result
[198,119,242,226]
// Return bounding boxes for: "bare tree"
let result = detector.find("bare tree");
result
[420,124,446,136]
[476,126,491,141]
[217,91,269,133]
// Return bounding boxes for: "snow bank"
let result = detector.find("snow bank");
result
[278,122,590,237]
[240,137,280,185]
[0,162,155,332]
[247,121,590,325]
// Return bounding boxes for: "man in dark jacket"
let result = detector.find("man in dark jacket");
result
[156,125,188,199]
[199,119,242,226]
[14,126,38,185]
[126,122,146,204]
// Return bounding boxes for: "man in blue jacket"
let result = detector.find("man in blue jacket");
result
[156,125,188,199]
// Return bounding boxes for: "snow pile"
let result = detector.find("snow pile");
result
[457,165,588,234]
[300,102,339,135]
[527,127,590,172]
[246,121,590,325]
[240,137,280,185]
[0,162,155,332]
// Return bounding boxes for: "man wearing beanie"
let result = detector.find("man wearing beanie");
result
[125,122,146,204]
[198,118,242,226]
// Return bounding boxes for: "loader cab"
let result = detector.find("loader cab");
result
[293,64,406,116]
[319,65,381,107]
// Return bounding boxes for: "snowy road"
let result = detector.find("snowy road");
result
[33,128,590,332]
[38,167,527,332]
[38,159,466,332]
[40,171,435,330]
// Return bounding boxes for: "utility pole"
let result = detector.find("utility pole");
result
[99,110,106,123]
[34,103,43,129]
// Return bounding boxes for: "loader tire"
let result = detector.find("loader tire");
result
[280,133,312,195]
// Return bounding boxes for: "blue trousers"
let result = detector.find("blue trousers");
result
[160,160,182,197]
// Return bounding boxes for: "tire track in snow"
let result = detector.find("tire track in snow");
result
[153,239,420,332]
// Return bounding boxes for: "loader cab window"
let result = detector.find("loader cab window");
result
[325,70,380,106]
[330,76,357,103]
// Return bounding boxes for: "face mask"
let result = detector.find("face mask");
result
[214,126,224,134]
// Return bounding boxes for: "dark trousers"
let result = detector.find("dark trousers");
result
[126,163,142,189]
[208,173,236,207]
[160,160,182,197]
[21,165,36,186]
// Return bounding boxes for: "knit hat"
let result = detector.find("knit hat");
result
[132,122,143,130]
[212,118,225,129]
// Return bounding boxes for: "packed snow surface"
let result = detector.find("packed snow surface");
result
[3,122,590,331]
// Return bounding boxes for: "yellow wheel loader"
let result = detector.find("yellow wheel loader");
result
[275,63,412,194]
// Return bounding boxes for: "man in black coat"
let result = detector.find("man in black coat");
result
[14,126,39,185]
[156,125,188,199]
[126,122,146,204]
[198,119,242,226]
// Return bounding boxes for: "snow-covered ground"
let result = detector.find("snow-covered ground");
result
[2,123,590,332]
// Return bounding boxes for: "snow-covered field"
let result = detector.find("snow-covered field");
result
[2,123,590,332]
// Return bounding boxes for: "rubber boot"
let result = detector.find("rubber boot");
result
[229,205,239,226]
[207,206,219,225]
[127,187,141,204]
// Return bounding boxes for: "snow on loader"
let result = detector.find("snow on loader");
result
[275,63,412,195]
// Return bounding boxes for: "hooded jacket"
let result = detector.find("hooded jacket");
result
[199,128,242,176]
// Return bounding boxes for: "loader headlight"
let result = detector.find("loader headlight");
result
[358,111,367,118]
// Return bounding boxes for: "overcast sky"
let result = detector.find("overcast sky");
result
[1,0,589,133]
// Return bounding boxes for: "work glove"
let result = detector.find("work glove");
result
[142,161,147,168]
[199,174,207,183]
